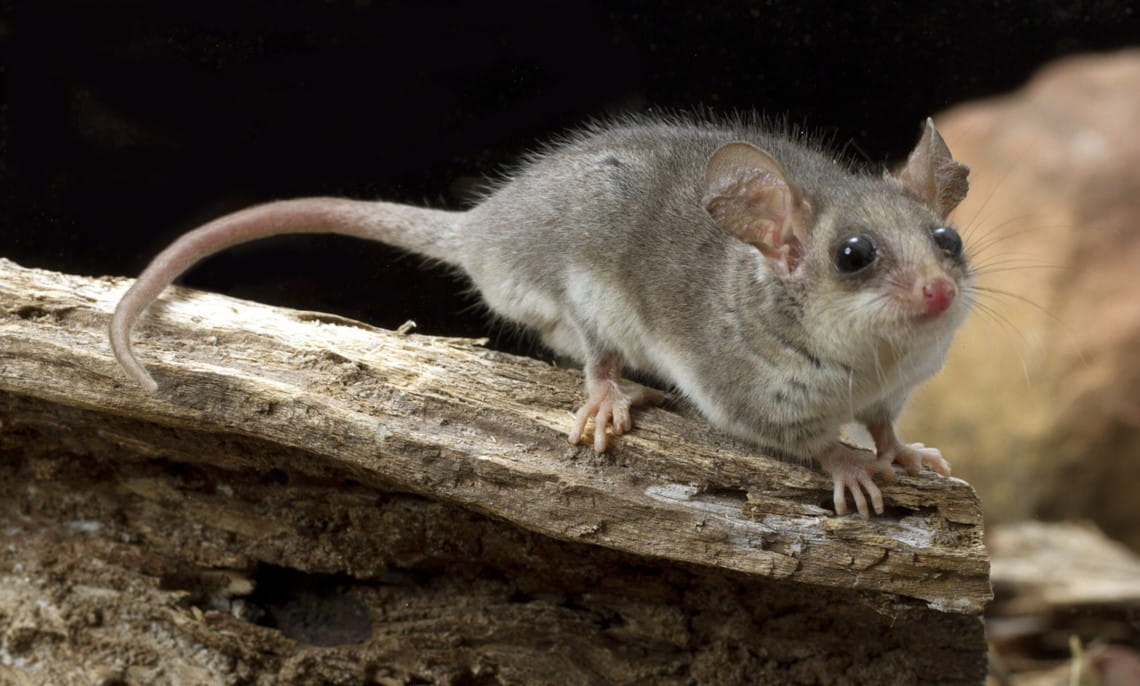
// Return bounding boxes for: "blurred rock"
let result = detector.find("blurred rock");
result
[986,521,1140,686]
[900,50,1140,547]
[988,521,1140,613]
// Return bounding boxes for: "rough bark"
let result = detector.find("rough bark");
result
[0,258,990,684]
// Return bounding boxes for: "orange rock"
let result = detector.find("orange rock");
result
[901,50,1140,547]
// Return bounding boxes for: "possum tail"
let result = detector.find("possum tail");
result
[109,197,462,392]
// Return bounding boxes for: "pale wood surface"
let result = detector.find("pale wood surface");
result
[0,257,993,683]
[0,257,990,612]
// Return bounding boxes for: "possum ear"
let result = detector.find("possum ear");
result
[894,118,970,219]
[703,141,812,275]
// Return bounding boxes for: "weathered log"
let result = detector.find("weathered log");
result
[0,258,990,684]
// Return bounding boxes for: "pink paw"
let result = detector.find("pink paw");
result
[818,444,896,519]
[886,442,951,477]
[568,380,665,453]
[865,421,953,479]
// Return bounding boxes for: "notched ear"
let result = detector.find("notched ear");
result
[893,118,970,219]
[703,142,812,275]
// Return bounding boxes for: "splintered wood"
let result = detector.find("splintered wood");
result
[0,258,991,684]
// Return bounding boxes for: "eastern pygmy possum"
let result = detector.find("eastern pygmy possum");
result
[109,116,972,519]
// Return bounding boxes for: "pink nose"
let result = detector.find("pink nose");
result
[923,279,956,314]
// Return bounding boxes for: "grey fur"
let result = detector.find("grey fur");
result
[457,119,970,457]
[109,115,972,518]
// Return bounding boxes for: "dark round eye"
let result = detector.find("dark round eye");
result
[834,235,877,274]
[930,226,963,259]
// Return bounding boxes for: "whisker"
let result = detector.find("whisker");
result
[971,254,1063,268]
[958,169,1014,241]
[962,214,1036,248]
[872,341,886,390]
[976,285,1089,366]
[965,224,1075,263]
[962,214,1076,242]
[969,254,1068,277]
[971,263,1067,277]
[970,285,1061,322]
[965,299,1035,390]
[847,368,856,419]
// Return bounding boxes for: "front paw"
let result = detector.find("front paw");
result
[817,444,896,519]
[865,420,953,478]
[888,442,951,477]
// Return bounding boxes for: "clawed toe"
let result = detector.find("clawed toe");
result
[818,445,895,519]
[867,421,953,478]
[568,404,594,447]
[893,442,951,477]
[568,381,663,453]
[568,387,634,453]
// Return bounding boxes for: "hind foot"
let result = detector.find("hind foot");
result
[568,354,666,453]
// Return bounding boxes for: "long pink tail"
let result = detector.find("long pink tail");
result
[109,197,461,391]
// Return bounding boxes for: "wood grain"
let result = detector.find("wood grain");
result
[0,257,990,682]
[0,257,990,611]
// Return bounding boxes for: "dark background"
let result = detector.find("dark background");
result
[2,1,1138,349]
